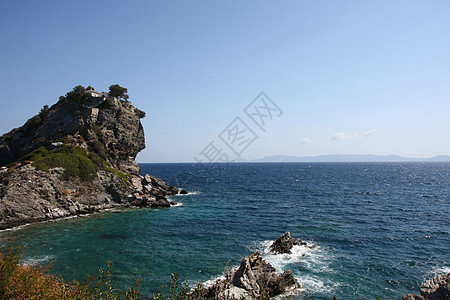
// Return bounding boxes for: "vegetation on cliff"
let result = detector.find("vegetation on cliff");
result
[0,84,177,230]
[0,84,145,175]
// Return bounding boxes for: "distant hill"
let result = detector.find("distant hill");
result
[236,154,450,162]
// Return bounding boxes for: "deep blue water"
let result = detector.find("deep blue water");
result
[1,162,449,299]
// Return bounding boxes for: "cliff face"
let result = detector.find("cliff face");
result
[0,86,177,230]
[0,94,144,175]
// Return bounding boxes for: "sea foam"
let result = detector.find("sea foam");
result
[22,255,56,267]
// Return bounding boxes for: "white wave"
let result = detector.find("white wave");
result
[171,202,183,207]
[203,274,226,288]
[197,238,337,297]
[258,238,338,296]
[0,223,31,232]
[260,240,319,273]
[22,255,56,267]
[175,190,201,196]
[296,274,340,295]
[429,266,450,277]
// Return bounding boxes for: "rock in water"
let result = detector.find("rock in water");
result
[201,251,300,299]
[270,231,309,254]
[403,272,450,300]
[270,232,295,254]
[420,272,450,300]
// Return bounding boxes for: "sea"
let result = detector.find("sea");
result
[1,162,449,299]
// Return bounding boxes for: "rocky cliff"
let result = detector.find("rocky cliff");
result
[0,85,177,230]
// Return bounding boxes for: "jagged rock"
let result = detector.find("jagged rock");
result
[270,232,309,254]
[144,174,178,195]
[151,197,171,208]
[179,189,188,194]
[130,177,143,192]
[420,272,450,300]
[0,94,144,175]
[0,165,129,229]
[403,272,450,300]
[201,251,300,299]
[0,86,178,230]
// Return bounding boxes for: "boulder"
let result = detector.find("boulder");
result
[270,232,307,254]
[403,272,450,300]
[130,177,143,193]
[202,251,300,299]
[420,272,450,300]
[144,174,178,195]
[179,189,188,195]
[151,197,171,208]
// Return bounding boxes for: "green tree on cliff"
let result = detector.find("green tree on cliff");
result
[64,85,89,107]
[109,84,129,101]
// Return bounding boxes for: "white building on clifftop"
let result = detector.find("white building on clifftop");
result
[86,89,109,98]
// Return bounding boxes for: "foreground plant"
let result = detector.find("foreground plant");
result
[0,243,141,299]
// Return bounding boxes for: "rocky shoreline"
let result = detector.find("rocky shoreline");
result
[0,163,179,230]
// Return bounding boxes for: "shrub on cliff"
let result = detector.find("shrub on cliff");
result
[90,140,108,160]
[20,146,49,162]
[134,108,146,119]
[58,85,90,108]
[32,145,99,182]
[109,84,129,101]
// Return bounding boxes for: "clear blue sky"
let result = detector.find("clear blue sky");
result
[1,1,449,162]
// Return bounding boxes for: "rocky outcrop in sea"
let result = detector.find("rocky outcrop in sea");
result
[270,231,316,254]
[193,233,306,299]
[0,85,178,230]
[403,272,450,300]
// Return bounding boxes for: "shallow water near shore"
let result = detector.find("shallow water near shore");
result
[1,162,449,299]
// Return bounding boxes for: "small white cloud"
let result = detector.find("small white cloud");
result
[331,132,359,141]
[332,132,348,140]
[300,137,314,144]
[364,129,379,138]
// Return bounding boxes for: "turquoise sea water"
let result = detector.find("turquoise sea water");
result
[1,163,449,299]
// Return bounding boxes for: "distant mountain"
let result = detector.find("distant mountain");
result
[237,154,450,162]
